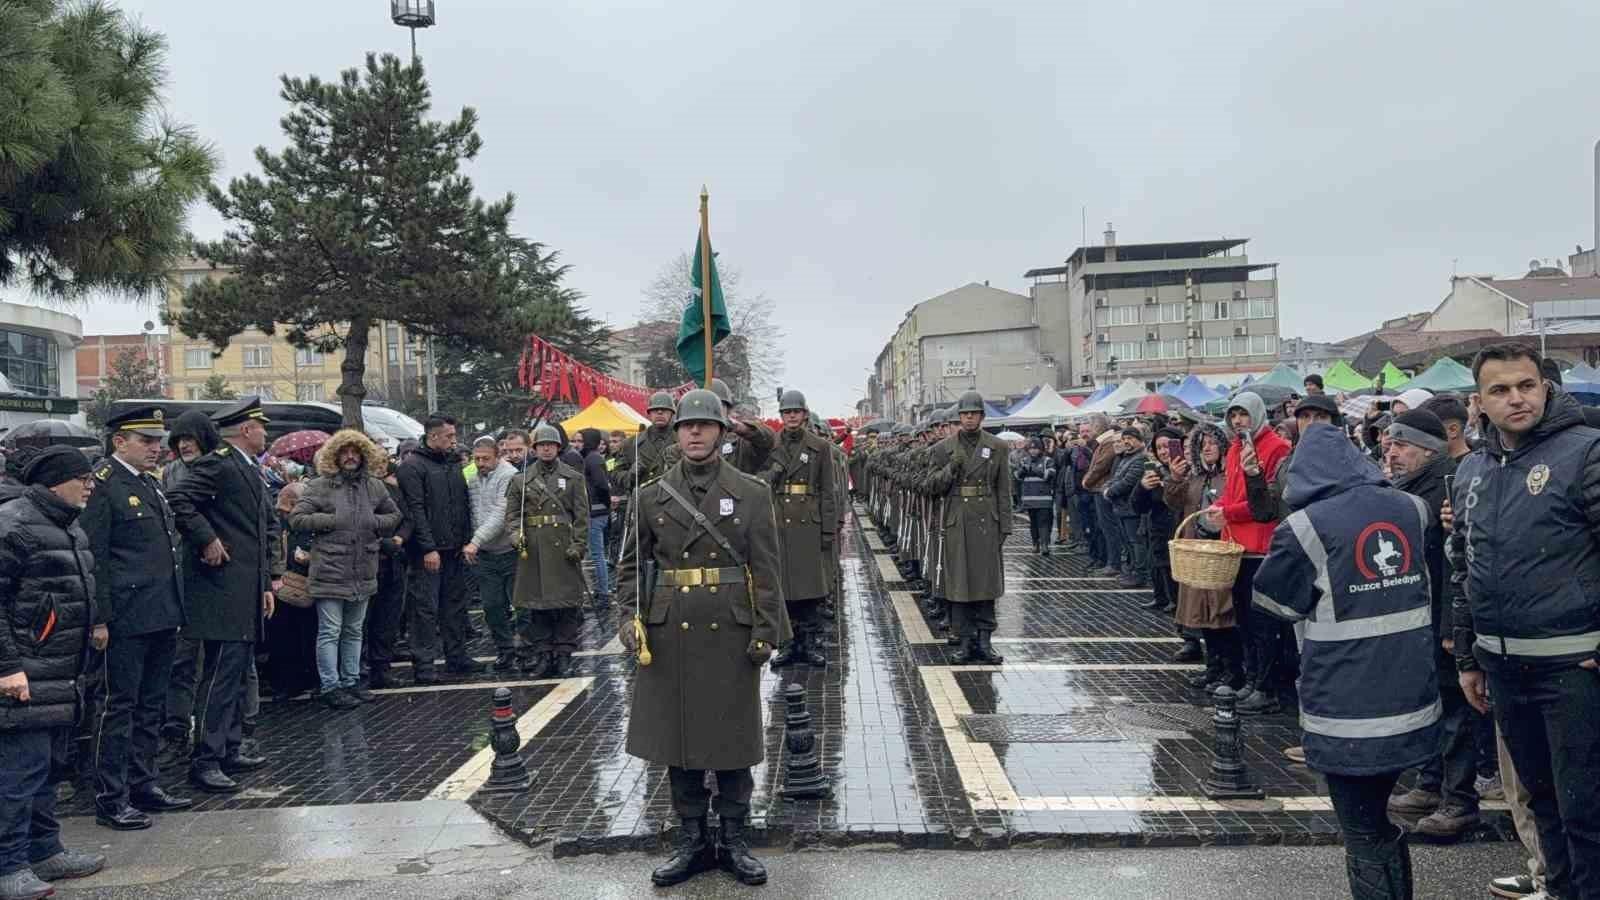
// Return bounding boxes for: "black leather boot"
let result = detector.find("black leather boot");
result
[769,643,798,669]
[976,630,1004,665]
[800,629,827,667]
[716,818,768,885]
[951,635,982,663]
[651,816,714,887]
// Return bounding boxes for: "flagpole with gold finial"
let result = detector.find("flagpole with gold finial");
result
[700,186,714,388]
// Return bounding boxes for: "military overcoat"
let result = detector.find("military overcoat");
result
[619,457,788,771]
[765,429,838,603]
[925,430,1012,603]
[504,458,589,610]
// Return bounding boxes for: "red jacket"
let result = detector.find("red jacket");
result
[1220,427,1291,554]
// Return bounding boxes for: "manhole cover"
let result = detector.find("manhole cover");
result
[1105,704,1214,740]
[960,714,1124,743]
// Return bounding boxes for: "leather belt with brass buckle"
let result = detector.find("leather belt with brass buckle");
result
[957,486,988,498]
[781,484,811,495]
[660,566,746,587]
[525,515,562,527]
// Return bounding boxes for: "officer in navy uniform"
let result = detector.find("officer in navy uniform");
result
[166,397,279,794]
[83,407,194,829]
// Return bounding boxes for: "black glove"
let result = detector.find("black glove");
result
[746,639,772,665]
[565,541,584,562]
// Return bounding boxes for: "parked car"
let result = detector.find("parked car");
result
[104,399,422,454]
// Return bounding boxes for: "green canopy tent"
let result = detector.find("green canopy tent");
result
[1322,360,1373,392]
[1253,364,1307,390]
[1377,361,1411,389]
[1405,357,1476,393]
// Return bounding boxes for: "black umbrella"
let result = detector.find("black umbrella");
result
[3,418,99,449]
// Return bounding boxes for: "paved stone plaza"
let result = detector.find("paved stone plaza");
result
[61,506,1517,856]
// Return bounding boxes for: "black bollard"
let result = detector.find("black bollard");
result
[480,687,535,794]
[1202,687,1264,800]
[779,684,831,799]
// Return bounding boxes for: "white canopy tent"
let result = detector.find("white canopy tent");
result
[992,384,1081,426]
[1069,379,1148,418]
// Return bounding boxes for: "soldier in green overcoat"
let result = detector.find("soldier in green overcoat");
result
[925,391,1011,664]
[504,424,588,678]
[616,389,788,889]
[761,391,837,668]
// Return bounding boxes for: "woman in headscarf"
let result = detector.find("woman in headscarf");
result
[1163,421,1242,692]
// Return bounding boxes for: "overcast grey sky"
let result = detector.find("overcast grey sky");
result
[73,0,1600,415]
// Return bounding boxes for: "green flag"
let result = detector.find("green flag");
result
[676,231,730,385]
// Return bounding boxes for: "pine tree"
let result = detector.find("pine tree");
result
[86,346,164,428]
[170,54,533,430]
[199,374,236,401]
[433,241,613,428]
[0,0,216,297]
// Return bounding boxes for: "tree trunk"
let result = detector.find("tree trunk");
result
[338,315,370,431]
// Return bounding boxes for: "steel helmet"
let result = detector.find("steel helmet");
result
[532,424,562,446]
[957,391,986,414]
[710,378,733,407]
[675,389,728,428]
[647,391,676,413]
[778,389,807,412]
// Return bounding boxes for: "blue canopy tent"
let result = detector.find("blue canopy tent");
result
[1170,374,1221,407]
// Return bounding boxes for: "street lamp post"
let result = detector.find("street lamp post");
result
[391,1,439,412]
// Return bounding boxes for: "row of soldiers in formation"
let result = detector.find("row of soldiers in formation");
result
[848,392,1012,664]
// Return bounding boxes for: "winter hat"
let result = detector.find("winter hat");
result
[1293,394,1343,425]
[1395,388,1434,411]
[1387,410,1447,454]
[22,445,93,487]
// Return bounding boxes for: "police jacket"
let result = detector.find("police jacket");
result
[168,442,280,643]
[1449,388,1600,670]
[0,484,94,732]
[1252,424,1440,777]
[81,457,184,637]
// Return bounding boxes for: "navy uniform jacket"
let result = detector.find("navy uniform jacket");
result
[168,444,280,643]
[1253,423,1440,777]
[82,458,184,637]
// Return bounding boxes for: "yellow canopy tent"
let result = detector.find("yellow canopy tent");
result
[559,396,649,434]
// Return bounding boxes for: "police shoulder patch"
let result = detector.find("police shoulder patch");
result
[94,465,111,481]
[216,446,232,456]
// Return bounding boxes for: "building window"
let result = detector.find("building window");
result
[1206,301,1229,321]
[1113,306,1139,326]
[295,382,325,401]
[1141,303,1159,324]
[1204,337,1225,358]
[294,347,324,367]
[183,347,213,370]
[386,344,399,364]
[0,329,59,396]
[242,345,272,368]
[1250,334,1277,356]
[1161,338,1185,359]
[1161,302,1183,323]
[185,386,202,400]
[1108,341,1142,362]
[405,342,422,363]
[244,382,277,401]
[1250,298,1275,319]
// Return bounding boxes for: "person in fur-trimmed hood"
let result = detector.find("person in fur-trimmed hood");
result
[290,429,403,708]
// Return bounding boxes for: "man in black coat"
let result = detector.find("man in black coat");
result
[166,398,278,794]
[0,447,110,896]
[1383,409,1481,840]
[82,408,193,830]
[397,414,481,684]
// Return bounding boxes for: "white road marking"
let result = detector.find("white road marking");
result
[888,591,937,644]
[427,677,594,800]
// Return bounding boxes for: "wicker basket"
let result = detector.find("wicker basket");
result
[1169,510,1245,590]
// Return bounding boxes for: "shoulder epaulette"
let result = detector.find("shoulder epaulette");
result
[94,465,112,481]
